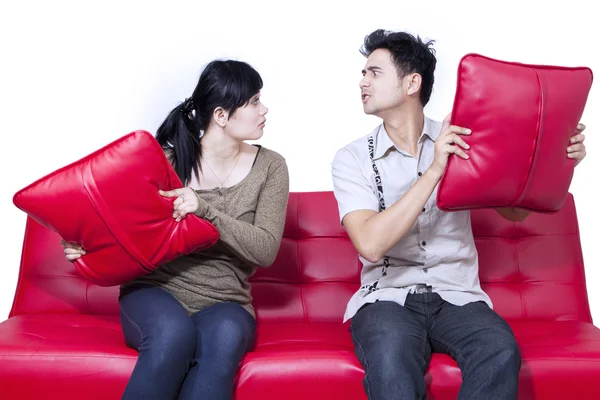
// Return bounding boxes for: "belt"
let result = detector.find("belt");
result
[411,284,433,294]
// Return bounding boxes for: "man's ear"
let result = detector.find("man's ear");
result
[406,73,422,96]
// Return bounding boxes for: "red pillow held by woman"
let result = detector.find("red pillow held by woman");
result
[13,130,219,286]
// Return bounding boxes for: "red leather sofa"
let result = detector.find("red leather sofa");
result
[1,191,599,399]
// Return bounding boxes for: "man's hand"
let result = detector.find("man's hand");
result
[428,113,472,178]
[568,123,587,167]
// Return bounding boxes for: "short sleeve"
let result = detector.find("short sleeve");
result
[331,146,379,224]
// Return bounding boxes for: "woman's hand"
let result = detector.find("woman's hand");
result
[159,187,199,222]
[60,239,86,262]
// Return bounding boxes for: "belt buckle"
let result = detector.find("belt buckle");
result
[413,284,432,294]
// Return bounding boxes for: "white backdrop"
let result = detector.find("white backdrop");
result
[1,0,598,321]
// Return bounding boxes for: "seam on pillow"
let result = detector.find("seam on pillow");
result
[512,67,545,208]
[81,159,155,274]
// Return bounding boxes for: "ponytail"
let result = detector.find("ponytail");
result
[155,97,202,186]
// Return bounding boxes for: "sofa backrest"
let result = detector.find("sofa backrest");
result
[9,192,591,324]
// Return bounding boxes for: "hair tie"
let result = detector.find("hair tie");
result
[180,97,195,115]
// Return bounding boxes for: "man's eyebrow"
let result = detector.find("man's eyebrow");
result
[362,66,382,74]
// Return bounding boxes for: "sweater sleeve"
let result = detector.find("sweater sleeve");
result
[193,159,289,267]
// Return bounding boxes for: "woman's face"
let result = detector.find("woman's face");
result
[225,92,268,141]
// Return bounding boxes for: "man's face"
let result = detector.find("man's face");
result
[359,48,406,117]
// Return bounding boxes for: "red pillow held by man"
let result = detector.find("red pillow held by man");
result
[436,53,593,213]
[13,130,219,286]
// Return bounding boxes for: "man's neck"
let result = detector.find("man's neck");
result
[380,105,425,157]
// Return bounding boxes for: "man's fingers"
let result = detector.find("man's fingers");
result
[442,125,471,138]
[450,134,470,150]
[452,126,472,135]
[570,133,585,144]
[439,133,470,149]
[568,150,586,159]
[446,145,469,159]
[567,143,585,153]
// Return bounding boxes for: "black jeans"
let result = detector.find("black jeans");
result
[350,293,521,400]
[119,284,255,400]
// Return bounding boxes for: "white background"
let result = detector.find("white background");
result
[1,0,598,321]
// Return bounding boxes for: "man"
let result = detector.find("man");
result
[331,29,587,400]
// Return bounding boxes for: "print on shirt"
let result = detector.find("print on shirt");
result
[367,133,390,279]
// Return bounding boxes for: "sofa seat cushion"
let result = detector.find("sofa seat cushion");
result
[236,322,365,399]
[511,320,600,399]
[2,318,600,399]
[0,314,134,399]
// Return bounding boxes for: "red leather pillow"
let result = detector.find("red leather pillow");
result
[436,53,593,212]
[13,130,219,286]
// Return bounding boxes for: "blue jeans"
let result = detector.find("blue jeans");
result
[350,293,521,400]
[119,284,255,400]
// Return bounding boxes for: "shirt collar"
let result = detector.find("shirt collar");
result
[372,117,439,160]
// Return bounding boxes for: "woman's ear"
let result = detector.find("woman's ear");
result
[212,107,229,128]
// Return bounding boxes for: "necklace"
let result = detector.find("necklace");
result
[203,150,241,188]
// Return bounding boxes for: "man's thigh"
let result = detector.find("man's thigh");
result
[429,300,517,366]
[350,300,430,364]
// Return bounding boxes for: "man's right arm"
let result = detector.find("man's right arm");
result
[342,169,441,263]
[332,116,471,264]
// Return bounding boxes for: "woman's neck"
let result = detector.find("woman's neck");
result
[200,126,242,161]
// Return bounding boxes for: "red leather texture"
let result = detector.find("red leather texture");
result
[2,191,599,399]
[437,54,593,212]
[12,130,219,286]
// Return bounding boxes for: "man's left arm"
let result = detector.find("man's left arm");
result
[496,123,587,222]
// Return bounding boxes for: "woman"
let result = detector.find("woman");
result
[62,60,289,400]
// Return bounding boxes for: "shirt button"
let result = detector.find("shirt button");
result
[423,268,428,273]
[422,207,426,212]
[418,172,423,177]
[422,241,427,246]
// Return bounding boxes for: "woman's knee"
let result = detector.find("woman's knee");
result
[198,303,255,359]
[119,285,196,358]
[134,313,197,364]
